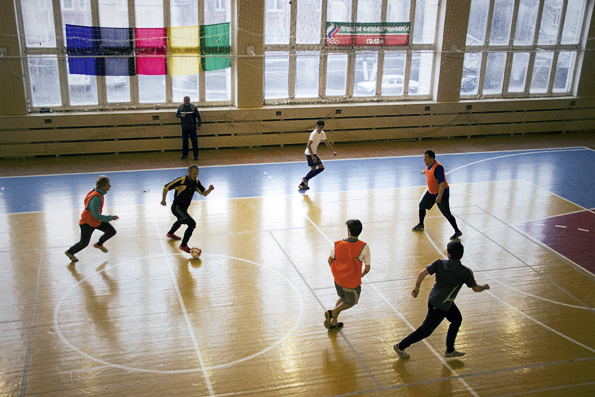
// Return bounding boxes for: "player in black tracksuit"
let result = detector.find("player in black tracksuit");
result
[161,165,214,252]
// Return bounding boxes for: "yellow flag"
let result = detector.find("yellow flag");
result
[168,26,200,75]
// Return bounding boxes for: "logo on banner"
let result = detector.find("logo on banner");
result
[326,23,341,46]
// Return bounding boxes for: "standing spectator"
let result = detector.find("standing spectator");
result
[161,165,214,254]
[393,241,490,359]
[412,150,463,240]
[324,219,370,331]
[176,96,202,160]
[65,175,119,262]
[299,119,336,190]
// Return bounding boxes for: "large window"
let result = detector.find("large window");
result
[264,0,438,103]
[19,0,232,110]
[463,0,588,97]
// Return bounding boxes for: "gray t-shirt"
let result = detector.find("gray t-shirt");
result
[426,259,477,312]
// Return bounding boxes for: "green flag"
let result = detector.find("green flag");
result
[200,22,231,71]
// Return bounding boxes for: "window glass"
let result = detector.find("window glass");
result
[28,55,62,107]
[295,52,320,98]
[297,0,322,44]
[561,0,586,45]
[410,51,433,96]
[357,0,382,22]
[467,0,489,45]
[325,53,348,96]
[381,52,407,96]
[135,0,165,103]
[353,52,379,97]
[508,52,530,93]
[62,0,97,105]
[264,52,290,99]
[530,51,554,93]
[513,0,539,45]
[537,0,563,45]
[386,0,410,22]
[327,0,352,22]
[489,0,513,45]
[461,53,482,95]
[553,51,576,93]
[171,0,199,103]
[483,52,506,95]
[205,69,231,101]
[21,0,57,47]
[99,0,131,103]
[265,0,290,44]
[204,0,231,101]
[413,0,438,44]
[204,0,231,25]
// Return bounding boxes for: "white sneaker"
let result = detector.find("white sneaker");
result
[394,344,410,359]
[445,350,466,358]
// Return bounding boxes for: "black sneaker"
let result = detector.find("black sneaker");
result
[181,155,188,159]
[193,156,198,160]
[412,223,424,232]
[450,231,462,240]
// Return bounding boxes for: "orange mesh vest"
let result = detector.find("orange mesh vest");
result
[332,239,367,289]
[426,160,449,194]
[79,189,103,227]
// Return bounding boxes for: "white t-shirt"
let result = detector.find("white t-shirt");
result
[304,129,327,155]
[330,242,371,265]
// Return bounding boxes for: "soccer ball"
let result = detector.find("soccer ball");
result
[190,248,202,259]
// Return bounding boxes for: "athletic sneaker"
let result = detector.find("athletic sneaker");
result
[328,322,343,331]
[65,250,79,262]
[179,244,191,253]
[450,231,463,240]
[411,223,424,232]
[445,350,466,358]
[166,232,181,240]
[302,178,309,188]
[393,344,410,359]
[93,243,108,253]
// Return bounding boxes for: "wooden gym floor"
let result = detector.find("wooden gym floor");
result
[0,131,594,396]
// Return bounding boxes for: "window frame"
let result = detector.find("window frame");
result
[462,0,588,99]
[264,0,437,105]
[17,0,233,112]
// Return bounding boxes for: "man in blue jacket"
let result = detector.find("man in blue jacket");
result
[176,96,202,160]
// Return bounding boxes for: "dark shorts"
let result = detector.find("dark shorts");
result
[335,282,361,306]
[306,154,322,167]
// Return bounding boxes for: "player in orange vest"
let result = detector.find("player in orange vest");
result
[324,219,370,331]
[65,175,119,262]
[412,150,462,240]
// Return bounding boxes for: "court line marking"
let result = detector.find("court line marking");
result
[313,357,595,397]
[149,213,214,396]
[53,253,305,373]
[454,209,594,310]
[19,252,44,397]
[1,146,587,179]
[292,196,479,397]
[423,224,595,354]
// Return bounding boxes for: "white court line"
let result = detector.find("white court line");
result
[52,252,305,375]
[148,212,215,395]
[20,252,44,397]
[424,222,595,353]
[1,146,587,179]
[296,196,480,397]
[446,147,590,176]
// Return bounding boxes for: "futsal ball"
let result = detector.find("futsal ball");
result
[190,248,202,258]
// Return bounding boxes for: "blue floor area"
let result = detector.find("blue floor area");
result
[0,147,593,214]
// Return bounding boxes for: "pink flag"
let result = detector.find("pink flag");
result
[135,28,167,75]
